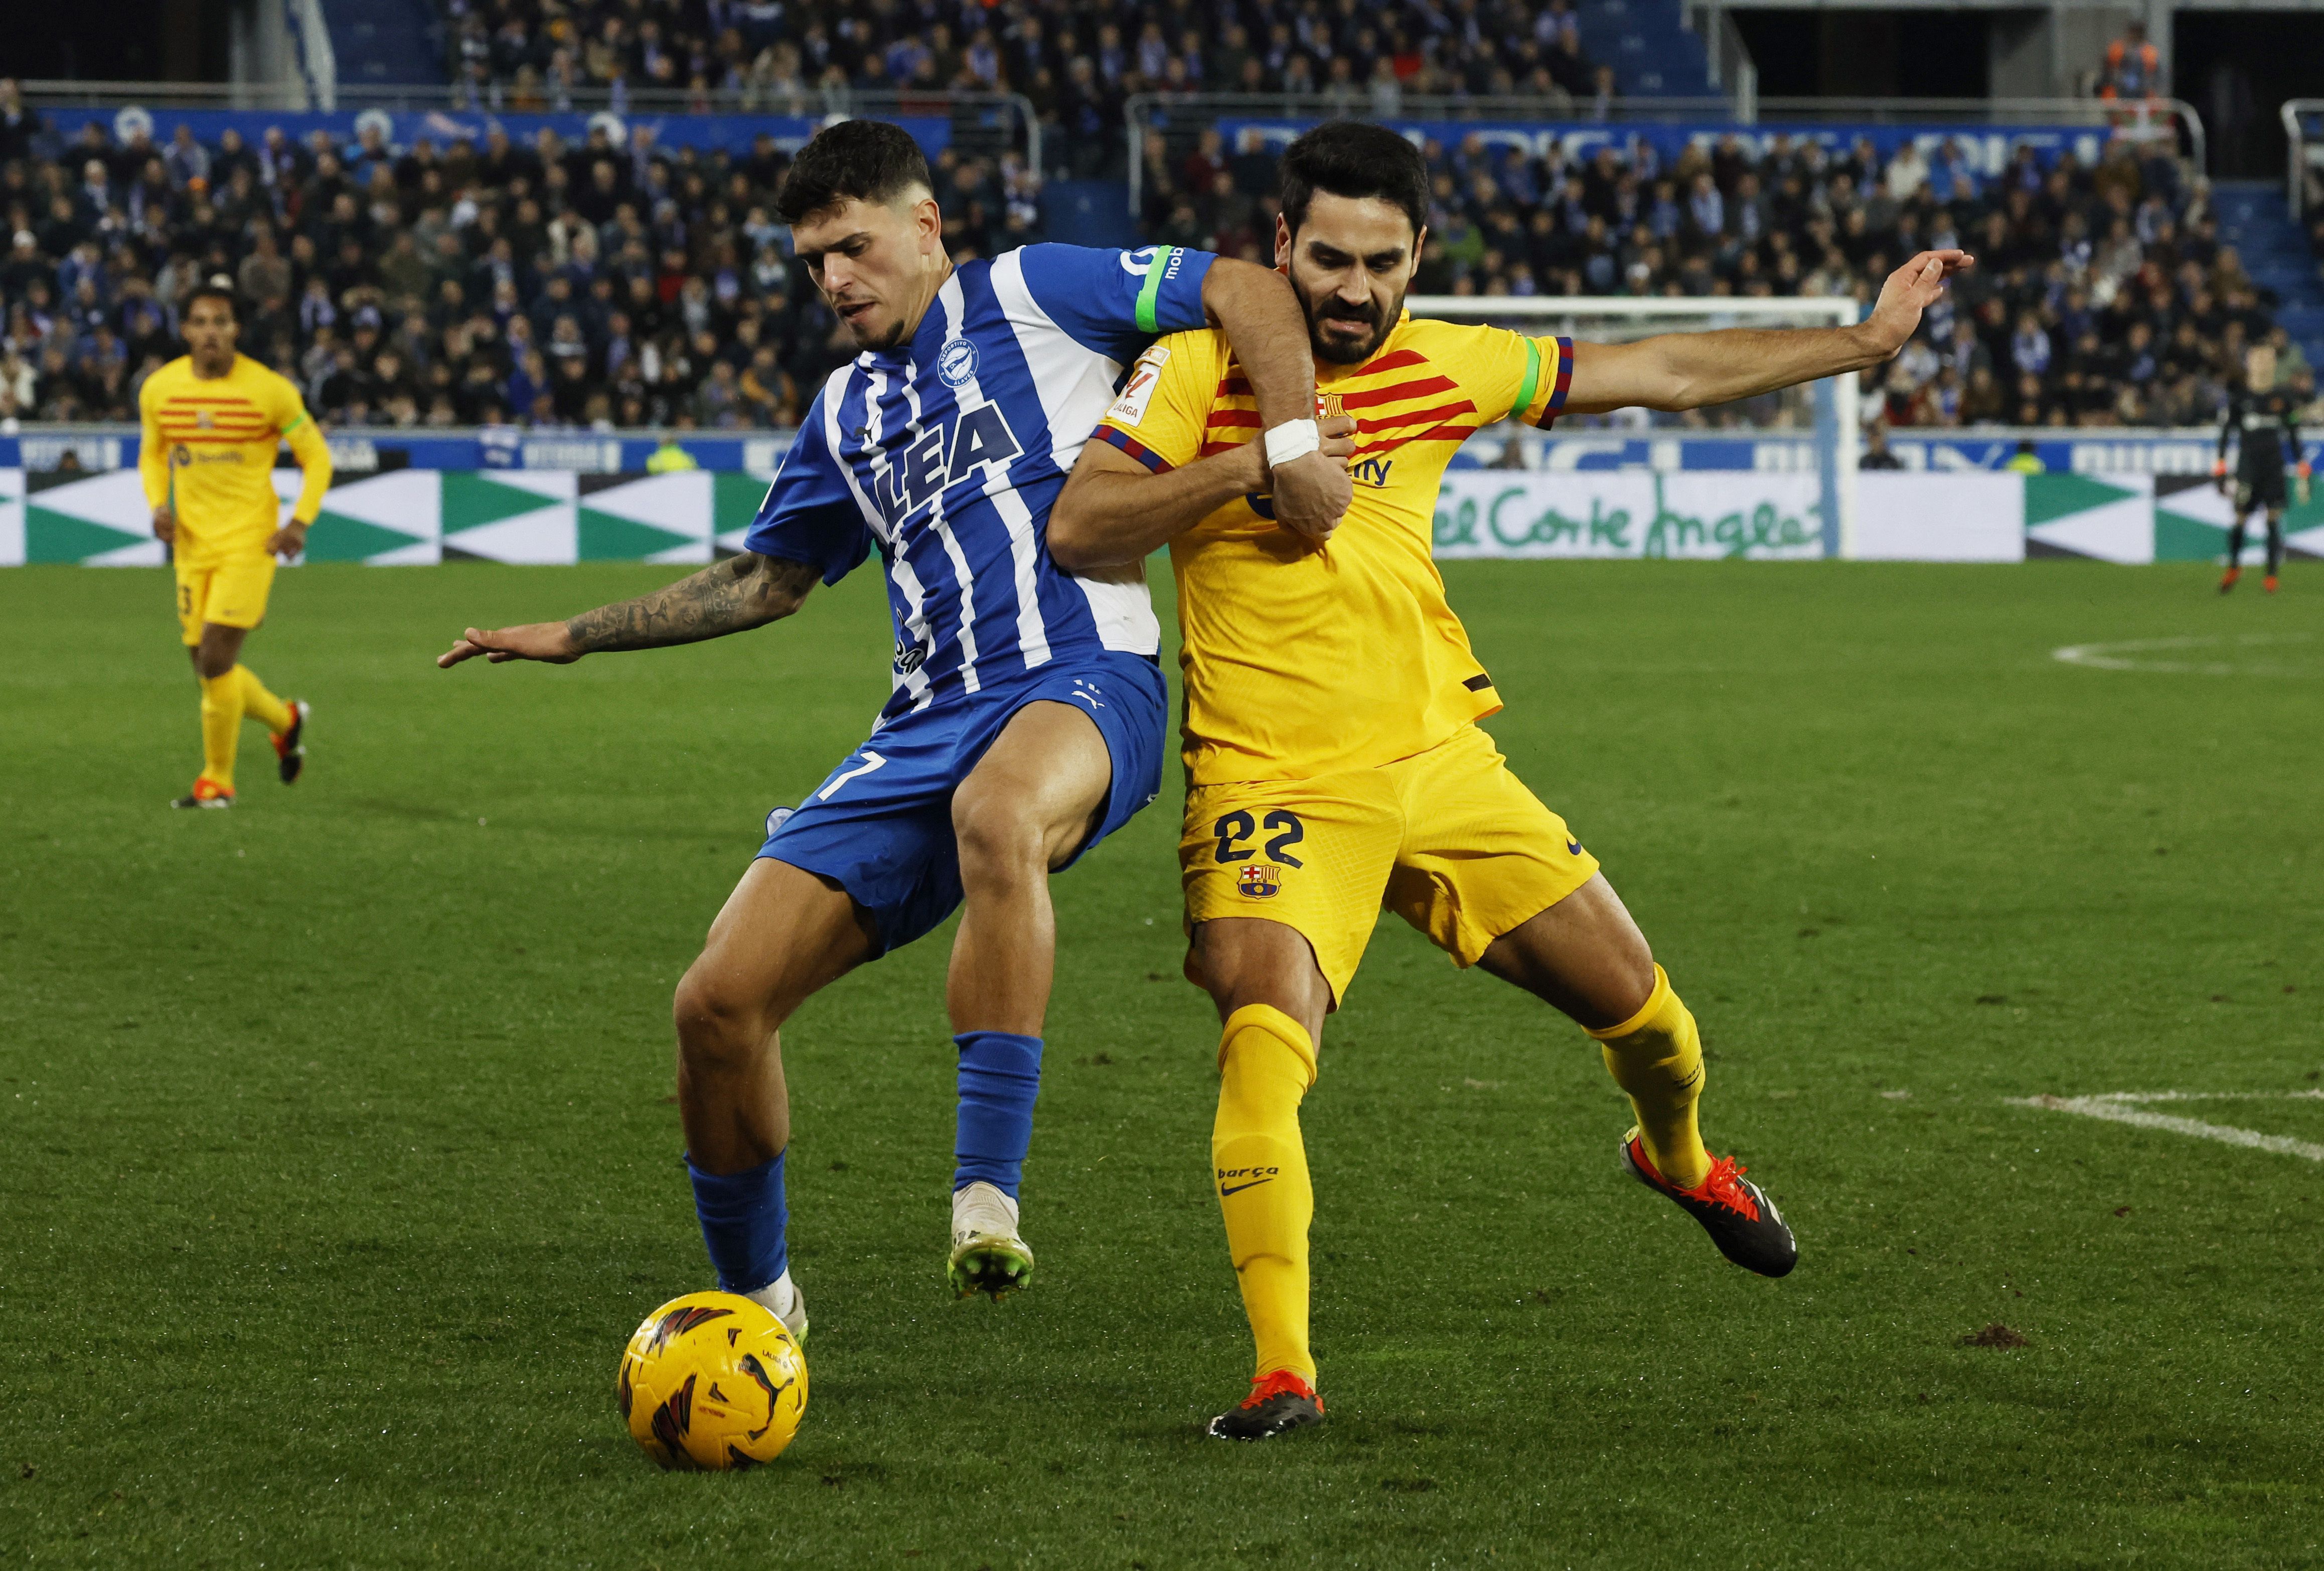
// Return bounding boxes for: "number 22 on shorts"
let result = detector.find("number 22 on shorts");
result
[1212,808,1305,867]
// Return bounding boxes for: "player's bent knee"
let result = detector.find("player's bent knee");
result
[1192,920,1331,1038]
[951,793,1048,882]
[671,966,778,1068]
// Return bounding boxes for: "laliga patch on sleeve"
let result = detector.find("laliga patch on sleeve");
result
[1105,346,1171,428]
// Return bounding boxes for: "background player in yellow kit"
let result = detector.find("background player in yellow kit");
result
[1050,121,1971,1439]
[141,280,331,809]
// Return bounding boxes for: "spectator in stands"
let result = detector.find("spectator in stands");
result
[2098,22,2164,102]
[0,81,39,167]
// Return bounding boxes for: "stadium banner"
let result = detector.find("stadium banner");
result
[0,429,2255,481]
[36,107,951,161]
[5,468,2317,567]
[1433,472,1825,560]
[1216,121,2130,178]
[1853,473,2026,562]
[0,467,777,567]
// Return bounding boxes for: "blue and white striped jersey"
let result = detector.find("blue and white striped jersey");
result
[743,242,1216,714]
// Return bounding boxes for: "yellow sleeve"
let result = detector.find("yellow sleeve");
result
[138,371,171,510]
[1455,325,1574,430]
[275,375,333,523]
[1092,330,1222,473]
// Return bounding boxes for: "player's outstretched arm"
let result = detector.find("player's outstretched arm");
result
[1050,417,1358,570]
[1201,259,1352,538]
[437,552,821,667]
[1562,249,1974,415]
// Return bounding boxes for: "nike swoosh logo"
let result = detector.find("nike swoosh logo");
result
[1068,691,1101,709]
[1566,839,1584,856]
[1218,1179,1274,1197]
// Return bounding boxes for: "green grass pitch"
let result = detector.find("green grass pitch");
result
[3,558,2319,1568]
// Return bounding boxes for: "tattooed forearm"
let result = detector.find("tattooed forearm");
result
[565,553,819,653]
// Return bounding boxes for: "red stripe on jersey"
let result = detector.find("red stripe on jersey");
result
[1355,348,1428,376]
[157,434,277,444]
[1358,422,1483,458]
[1354,399,1476,433]
[1092,424,1173,473]
[1204,409,1263,428]
[164,397,260,406]
[1335,376,1459,410]
[1534,336,1575,428]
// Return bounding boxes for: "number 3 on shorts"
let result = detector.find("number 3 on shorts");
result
[816,750,887,802]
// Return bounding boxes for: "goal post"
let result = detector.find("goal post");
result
[1405,295,1864,558]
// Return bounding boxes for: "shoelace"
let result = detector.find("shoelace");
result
[1242,1370,1320,1410]
[1695,1156,1762,1222]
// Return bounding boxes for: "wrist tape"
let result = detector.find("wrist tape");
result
[1264,418,1320,468]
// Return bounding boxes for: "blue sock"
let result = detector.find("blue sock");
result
[954,1031,1043,1199]
[687,1150,788,1295]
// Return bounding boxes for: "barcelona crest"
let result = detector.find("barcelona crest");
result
[1236,864,1283,899]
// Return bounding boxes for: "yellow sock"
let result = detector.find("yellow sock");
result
[235,665,292,734]
[1589,965,1712,1189]
[1212,1004,1318,1385]
[197,671,243,792]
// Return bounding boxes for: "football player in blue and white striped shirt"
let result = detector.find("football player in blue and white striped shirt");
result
[441,120,1348,1336]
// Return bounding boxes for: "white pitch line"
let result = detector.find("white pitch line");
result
[2052,632,2316,676]
[2006,1094,2324,1163]
[2082,1090,2324,1105]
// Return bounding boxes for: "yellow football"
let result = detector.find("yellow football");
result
[618,1291,808,1470]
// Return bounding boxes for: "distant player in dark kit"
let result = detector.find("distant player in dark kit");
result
[2214,343,2308,595]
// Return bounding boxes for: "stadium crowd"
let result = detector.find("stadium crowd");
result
[443,0,1620,149]
[0,67,2306,433]
[1142,123,2313,430]
[0,86,971,429]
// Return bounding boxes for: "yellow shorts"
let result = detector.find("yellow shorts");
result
[174,556,276,645]
[1179,722,1600,1006]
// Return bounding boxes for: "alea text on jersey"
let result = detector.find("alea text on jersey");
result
[870,397,1028,524]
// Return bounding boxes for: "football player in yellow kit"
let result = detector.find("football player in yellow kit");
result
[140,281,332,808]
[1050,121,1971,1439]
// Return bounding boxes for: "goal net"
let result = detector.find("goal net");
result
[1405,295,1863,560]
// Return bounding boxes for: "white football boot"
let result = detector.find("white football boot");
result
[947,1181,1035,1300]
[743,1270,809,1345]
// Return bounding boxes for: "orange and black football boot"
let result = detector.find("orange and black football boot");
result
[2264,574,2280,594]
[171,776,234,810]
[273,699,309,784]
[2219,566,2241,594]
[1208,1370,1325,1441]
[1622,1133,1797,1277]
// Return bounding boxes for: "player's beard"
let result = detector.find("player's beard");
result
[1296,277,1405,365]
[850,311,910,353]
[832,294,908,353]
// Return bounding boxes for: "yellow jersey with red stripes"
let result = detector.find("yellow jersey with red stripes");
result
[138,354,332,564]
[1093,312,1570,786]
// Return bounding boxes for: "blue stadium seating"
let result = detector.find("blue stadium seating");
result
[1570,0,1717,98]
[2212,180,2324,378]
[321,0,445,88]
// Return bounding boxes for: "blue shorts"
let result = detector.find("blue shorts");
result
[758,648,1167,956]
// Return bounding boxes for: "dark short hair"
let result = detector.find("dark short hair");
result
[775,119,932,225]
[1280,121,1429,239]
[184,275,239,321]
